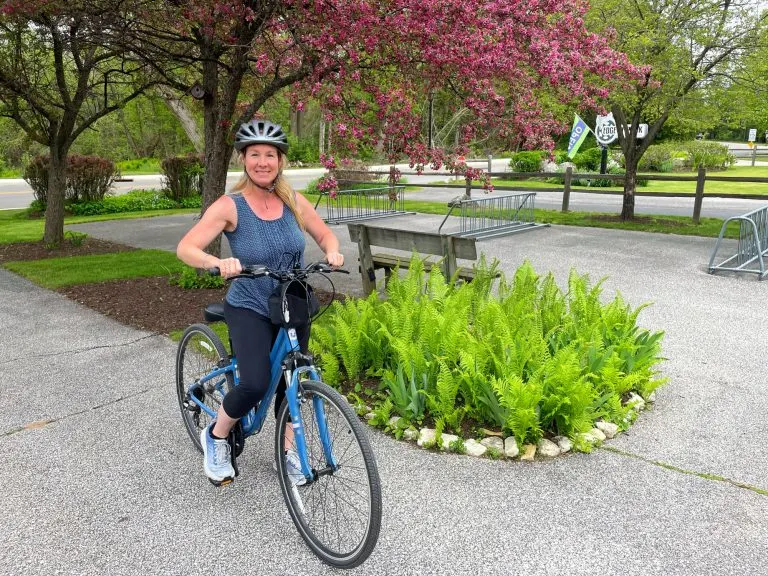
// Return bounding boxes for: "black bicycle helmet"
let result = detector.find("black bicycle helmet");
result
[234,119,289,153]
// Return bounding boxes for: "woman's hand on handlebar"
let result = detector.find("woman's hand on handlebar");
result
[325,250,344,268]
[214,257,242,279]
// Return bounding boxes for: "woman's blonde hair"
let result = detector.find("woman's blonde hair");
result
[230,149,305,229]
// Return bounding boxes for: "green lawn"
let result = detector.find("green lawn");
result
[3,249,184,288]
[0,207,197,245]
[491,165,768,196]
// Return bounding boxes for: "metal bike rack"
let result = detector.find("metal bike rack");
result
[314,185,410,225]
[708,204,768,280]
[438,192,549,239]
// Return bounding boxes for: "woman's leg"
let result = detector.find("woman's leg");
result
[215,302,276,438]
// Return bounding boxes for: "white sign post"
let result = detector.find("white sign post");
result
[594,113,618,174]
[595,113,619,146]
[749,128,758,166]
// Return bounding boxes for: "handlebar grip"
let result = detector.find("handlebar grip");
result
[207,267,221,276]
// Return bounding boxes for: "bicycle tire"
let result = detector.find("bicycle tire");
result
[176,323,233,452]
[275,379,382,569]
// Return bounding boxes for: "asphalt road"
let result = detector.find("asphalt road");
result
[0,161,509,211]
[3,157,767,219]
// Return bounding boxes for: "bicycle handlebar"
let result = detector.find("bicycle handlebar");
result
[207,261,349,282]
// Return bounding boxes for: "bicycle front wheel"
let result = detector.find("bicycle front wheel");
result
[176,323,232,452]
[275,380,382,569]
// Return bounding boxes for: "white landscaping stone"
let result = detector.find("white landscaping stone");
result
[627,392,646,411]
[402,428,419,442]
[589,427,606,442]
[480,437,504,451]
[365,412,376,421]
[553,435,572,454]
[417,428,436,447]
[388,416,401,428]
[504,436,520,458]
[440,433,459,451]
[576,431,596,445]
[536,438,561,458]
[463,439,487,457]
[648,391,657,403]
[595,421,619,439]
[520,444,537,461]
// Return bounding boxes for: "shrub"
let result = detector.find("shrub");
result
[161,153,204,201]
[681,141,735,171]
[67,189,197,216]
[574,165,625,187]
[169,265,225,289]
[286,135,319,164]
[23,154,117,208]
[572,147,603,171]
[638,144,675,172]
[66,155,117,202]
[509,151,544,172]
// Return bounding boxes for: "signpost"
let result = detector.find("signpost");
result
[749,128,758,166]
[595,113,618,174]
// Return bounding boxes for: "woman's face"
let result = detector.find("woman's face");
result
[243,144,281,189]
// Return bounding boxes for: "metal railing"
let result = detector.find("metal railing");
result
[437,192,548,239]
[313,185,409,225]
[708,204,768,280]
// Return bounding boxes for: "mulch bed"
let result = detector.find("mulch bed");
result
[1,238,339,335]
[0,238,137,263]
[57,276,228,334]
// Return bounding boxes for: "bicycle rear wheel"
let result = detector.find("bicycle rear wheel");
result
[176,323,232,452]
[275,379,382,569]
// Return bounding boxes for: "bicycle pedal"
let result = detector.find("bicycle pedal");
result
[208,476,234,487]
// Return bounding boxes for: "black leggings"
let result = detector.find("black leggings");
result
[222,301,310,420]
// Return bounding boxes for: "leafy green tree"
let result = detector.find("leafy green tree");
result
[588,0,768,219]
[0,1,158,245]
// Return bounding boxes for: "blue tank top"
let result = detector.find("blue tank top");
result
[224,193,305,316]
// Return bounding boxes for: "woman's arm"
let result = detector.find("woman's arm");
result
[176,195,242,277]
[296,193,344,267]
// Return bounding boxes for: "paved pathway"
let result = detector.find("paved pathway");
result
[2,215,767,575]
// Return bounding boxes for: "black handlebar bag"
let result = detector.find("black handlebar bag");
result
[268,280,320,328]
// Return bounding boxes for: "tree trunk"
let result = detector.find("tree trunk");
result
[43,150,68,246]
[156,86,204,154]
[621,160,637,220]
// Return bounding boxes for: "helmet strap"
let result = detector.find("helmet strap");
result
[245,169,279,193]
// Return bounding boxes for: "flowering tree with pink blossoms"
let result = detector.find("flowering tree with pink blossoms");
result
[0,0,636,247]
[130,1,635,232]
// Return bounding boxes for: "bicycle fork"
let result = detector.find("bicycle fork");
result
[285,368,339,483]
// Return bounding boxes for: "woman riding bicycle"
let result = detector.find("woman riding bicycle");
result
[176,119,344,486]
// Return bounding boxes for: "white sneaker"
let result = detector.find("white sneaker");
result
[273,450,307,486]
[201,423,234,485]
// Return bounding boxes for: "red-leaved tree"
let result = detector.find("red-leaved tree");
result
[127,0,636,253]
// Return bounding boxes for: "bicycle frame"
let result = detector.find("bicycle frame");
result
[186,325,336,481]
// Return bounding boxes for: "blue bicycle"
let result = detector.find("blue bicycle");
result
[175,262,382,568]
